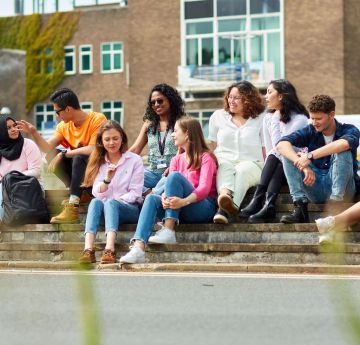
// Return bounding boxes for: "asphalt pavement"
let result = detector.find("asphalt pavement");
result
[1,270,360,345]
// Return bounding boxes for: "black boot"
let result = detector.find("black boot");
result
[248,192,278,223]
[280,199,309,224]
[239,185,267,218]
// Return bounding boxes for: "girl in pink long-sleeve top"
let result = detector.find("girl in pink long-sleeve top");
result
[120,116,217,264]
[80,120,144,264]
[0,116,42,220]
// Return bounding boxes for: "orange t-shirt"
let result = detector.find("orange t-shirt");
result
[55,112,107,150]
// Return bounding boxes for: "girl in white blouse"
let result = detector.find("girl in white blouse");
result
[240,79,309,223]
[208,81,265,224]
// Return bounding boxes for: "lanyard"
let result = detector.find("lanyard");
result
[157,126,169,157]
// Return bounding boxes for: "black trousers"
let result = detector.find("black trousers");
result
[259,154,286,193]
[47,150,89,198]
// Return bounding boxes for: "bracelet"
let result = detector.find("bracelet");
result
[103,179,111,185]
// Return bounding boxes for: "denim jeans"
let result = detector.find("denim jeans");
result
[282,149,356,203]
[132,172,217,244]
[85,198,140,234]
[144,169,165,195]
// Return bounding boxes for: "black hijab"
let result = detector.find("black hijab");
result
[0,116,24,162]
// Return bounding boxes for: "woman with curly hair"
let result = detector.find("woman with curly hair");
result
[240,79,309,223]
[129,83,185,195]
[209,81,265,224]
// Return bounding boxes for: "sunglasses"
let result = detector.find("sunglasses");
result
[55,107,66,115]
[150,98,164,107]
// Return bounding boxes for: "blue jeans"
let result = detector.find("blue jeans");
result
[85,198,140,234]
[283,149,356,203]
[132,172,217,244]
[144,170,165,195]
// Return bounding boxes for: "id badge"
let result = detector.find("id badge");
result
[157,158,167,169]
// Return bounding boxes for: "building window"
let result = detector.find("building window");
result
[101,101,123,125]
[34,48,54,74]
[188,110,213,138]
[81,102,93,111]
[101,42,123,73]
[34,103,56,134]
[79,45,93,74]
[182,0,283,78]
[64,46,76,75]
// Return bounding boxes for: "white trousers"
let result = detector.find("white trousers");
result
[216,159,263,207]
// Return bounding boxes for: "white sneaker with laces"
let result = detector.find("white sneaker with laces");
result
[319,231,336,245]
[119,246,145,264]
[315,216,335,234]
[148,228,176,244]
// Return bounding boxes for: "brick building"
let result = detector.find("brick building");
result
[2,0,360,144]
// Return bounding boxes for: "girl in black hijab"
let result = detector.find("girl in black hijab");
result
[0,116,24,163]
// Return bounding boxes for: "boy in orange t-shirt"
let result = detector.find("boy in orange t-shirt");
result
[18,88,107,223]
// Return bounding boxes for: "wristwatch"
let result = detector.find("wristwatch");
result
[61,149,67,158]
[306,152,314,161]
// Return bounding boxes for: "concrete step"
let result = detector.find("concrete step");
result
[1,261,360,275]
[0,242,359,265]
[1,223,360,245]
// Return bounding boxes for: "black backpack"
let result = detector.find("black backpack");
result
[1,171,50,226]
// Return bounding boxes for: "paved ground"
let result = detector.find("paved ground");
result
[1,271,360,345]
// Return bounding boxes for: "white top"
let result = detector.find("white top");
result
[208,109,264,162]
[263,111,309,159]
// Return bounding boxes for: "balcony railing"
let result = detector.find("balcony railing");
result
[178,62,274,93]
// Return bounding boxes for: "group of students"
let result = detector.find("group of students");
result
[0,80,359,265]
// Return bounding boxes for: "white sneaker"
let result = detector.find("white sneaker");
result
[315,216,335,234]
[119,246,145,264]
[319,231,336,245]
[148,228,176,244]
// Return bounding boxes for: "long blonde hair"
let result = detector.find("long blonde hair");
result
[176,116,217,170]
[82,120,128,187]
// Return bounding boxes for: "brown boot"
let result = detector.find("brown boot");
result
[100,249,117,264]
[50,203,79,224]
[79,248,96,264]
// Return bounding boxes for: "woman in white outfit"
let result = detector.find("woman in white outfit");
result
[208,81,265,224]
[240,79,309,223]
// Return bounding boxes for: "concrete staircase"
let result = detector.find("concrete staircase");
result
[0,189,359,274]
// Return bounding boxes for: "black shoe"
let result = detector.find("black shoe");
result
[280,199,309,224]
[239,185,267,218]
[248,192,278,223]
[213,208,229,224]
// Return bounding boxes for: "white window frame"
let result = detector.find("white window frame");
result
[34,103,57,136]
[188,109,214,137]
[101,42,124,73]
[64,45,76,75]
[181,0,284,78]
[80,102,93,111]
[79,44,93,74]
[101,100,124,126]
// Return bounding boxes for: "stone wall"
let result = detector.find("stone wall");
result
[0,49,26,119]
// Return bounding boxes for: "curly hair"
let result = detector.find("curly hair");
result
[143,83,185,135]
[268,79,309,123]
[223,81,265,119]
[308,95,336,114]
[82,120,128,187]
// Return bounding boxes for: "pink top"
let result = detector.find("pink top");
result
[0,138,42,180]
[169,152,217,201]
[92,151,144,204]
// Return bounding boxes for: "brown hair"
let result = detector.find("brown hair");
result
[308,95,336,114]
[224,81,265,119]
[176,116,217,170]
[82,120,128,187]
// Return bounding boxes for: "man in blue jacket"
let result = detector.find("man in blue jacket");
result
[277,94,360,223]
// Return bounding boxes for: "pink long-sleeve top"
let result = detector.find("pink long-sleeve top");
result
[169,152,217,201]
[92,151,144,204]
[0,138,42,180]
